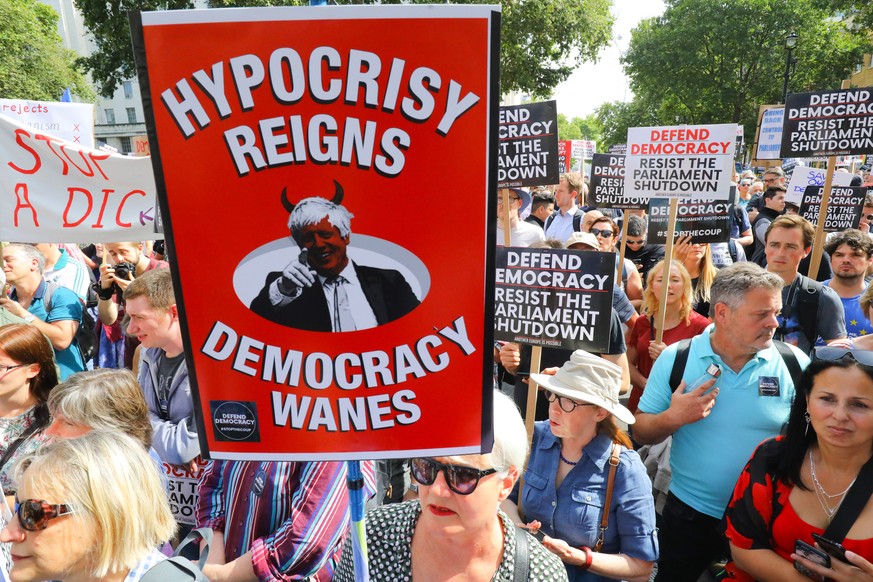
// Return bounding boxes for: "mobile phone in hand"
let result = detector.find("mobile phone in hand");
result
[811,533,849,563]
[795,539,830,581]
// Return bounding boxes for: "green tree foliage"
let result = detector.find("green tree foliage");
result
[0,0,93,100]
[557,113,604,145]
[78,0,614,98]
[594,99,659,151]
[622,0,871,143]
[76,0,193,97]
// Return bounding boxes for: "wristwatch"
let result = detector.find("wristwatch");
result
[22,314,35,323]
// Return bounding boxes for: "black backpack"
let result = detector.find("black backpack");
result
[774,277,823,350]
[43,282,98,363]
[544,210,583,234]
[669,337,803,391]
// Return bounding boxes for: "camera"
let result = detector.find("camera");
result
[112,262,136,282]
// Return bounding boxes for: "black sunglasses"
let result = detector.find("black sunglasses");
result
[812,347,873,367]
[410,458,497,495]
[590,228,615,238]
[544,390,595,413]
[14,498,75,531]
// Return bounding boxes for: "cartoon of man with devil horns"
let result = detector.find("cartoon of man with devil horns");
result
[250,181,420,331]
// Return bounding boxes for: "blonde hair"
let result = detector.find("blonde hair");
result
[861,284,873,324]
[680,244,717,305]
[13,431,175,577]
[642,260,694,324]
[47,369,153,450]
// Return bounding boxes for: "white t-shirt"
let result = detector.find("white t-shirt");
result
[496,221,546,247]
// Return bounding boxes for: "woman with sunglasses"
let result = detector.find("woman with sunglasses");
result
[0,430,176,581]
[0,324,59,497]
[334,392,568,581]
[724,348,873,581]
[505,350,657,581]
[672,234,718,317]
[627,259,709,413]
[589,216,643,307]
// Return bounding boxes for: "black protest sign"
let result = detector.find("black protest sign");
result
[799,186,866,232]
[590,153,646,210]
[646,187,736,244]
[494,248,614,352]
[782,89,873,158]
[498,101,559,188]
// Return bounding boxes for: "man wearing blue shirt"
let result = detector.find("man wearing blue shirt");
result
[633,262,809,582]
[0,243,84,379]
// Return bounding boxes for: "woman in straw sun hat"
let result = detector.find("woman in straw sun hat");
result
[503,349,658,581]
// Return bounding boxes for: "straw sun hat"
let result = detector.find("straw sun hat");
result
[529,349,635,425]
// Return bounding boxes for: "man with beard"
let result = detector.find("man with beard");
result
[821,229,873,343]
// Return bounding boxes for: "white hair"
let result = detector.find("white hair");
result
[287,197,354,243]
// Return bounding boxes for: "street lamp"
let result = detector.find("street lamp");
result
[782,32,798,103]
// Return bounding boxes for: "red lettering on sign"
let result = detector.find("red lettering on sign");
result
[13,184,39,226]
[8,130,40,174]
[63,188,93,227]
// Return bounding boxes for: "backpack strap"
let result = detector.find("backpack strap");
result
[572,212,583,233]
[544,211,557,232]
[42,281,56,313]
[796,276,823,345]
[824,455,873,543]
[669,339,693,392]
[728,239,738,263]
[513,525,530,582]
[140,557,207,582]
[772,340,802,381]
[593,443,622,552]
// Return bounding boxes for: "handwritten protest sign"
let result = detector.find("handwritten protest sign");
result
[0,113,161,243]
[799,186,865,232]
[494,248,614,352]
[132,5,499,461]
[646,188,735,244]
[0,99,94,147]
[782,89,873,158]
[753,105,784,164]
[590,153,646,209]
[558,140,572,173]
[625,124,736,200]
[785,165,854,205]
[498,100,559,187]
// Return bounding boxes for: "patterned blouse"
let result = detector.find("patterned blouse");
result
[333,501,569,581]
[0,407,49,495]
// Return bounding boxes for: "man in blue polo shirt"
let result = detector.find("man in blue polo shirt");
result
[633,262,809,582]
[0,243,84,379]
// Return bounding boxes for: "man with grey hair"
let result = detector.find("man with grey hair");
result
[251,194,420,331]
[633,262,809,582]
[0,243,85,379]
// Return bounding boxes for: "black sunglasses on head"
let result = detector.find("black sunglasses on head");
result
[812,347,873,367]
[410,458,497,495]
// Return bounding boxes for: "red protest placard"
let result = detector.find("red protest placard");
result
[132,5,500,461]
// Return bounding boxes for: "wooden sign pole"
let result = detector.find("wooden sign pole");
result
[500,189,512,247]
[655,199,680,343]
[808,80,851,280]
[617,218,629,287]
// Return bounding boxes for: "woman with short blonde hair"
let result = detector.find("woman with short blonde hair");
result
[0,430,176,581]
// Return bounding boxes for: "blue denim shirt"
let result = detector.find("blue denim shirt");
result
[511,422,658,582]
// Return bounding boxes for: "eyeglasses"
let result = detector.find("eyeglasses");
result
[590,228,615,238]
[410,458,497,495]
[739,182,752,187]
[812,347,873,367]
[763,177,779,184]
[0,363,25,374]
[625,239,645,246]
[545,390,595,413]
[14,499,75,531]
[497,196,520,205]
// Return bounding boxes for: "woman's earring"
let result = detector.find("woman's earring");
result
[804,411,811,437]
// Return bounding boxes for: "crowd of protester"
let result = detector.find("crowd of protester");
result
[0,164,871,581]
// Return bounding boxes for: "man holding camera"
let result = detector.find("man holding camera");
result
[97,241,167,369]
